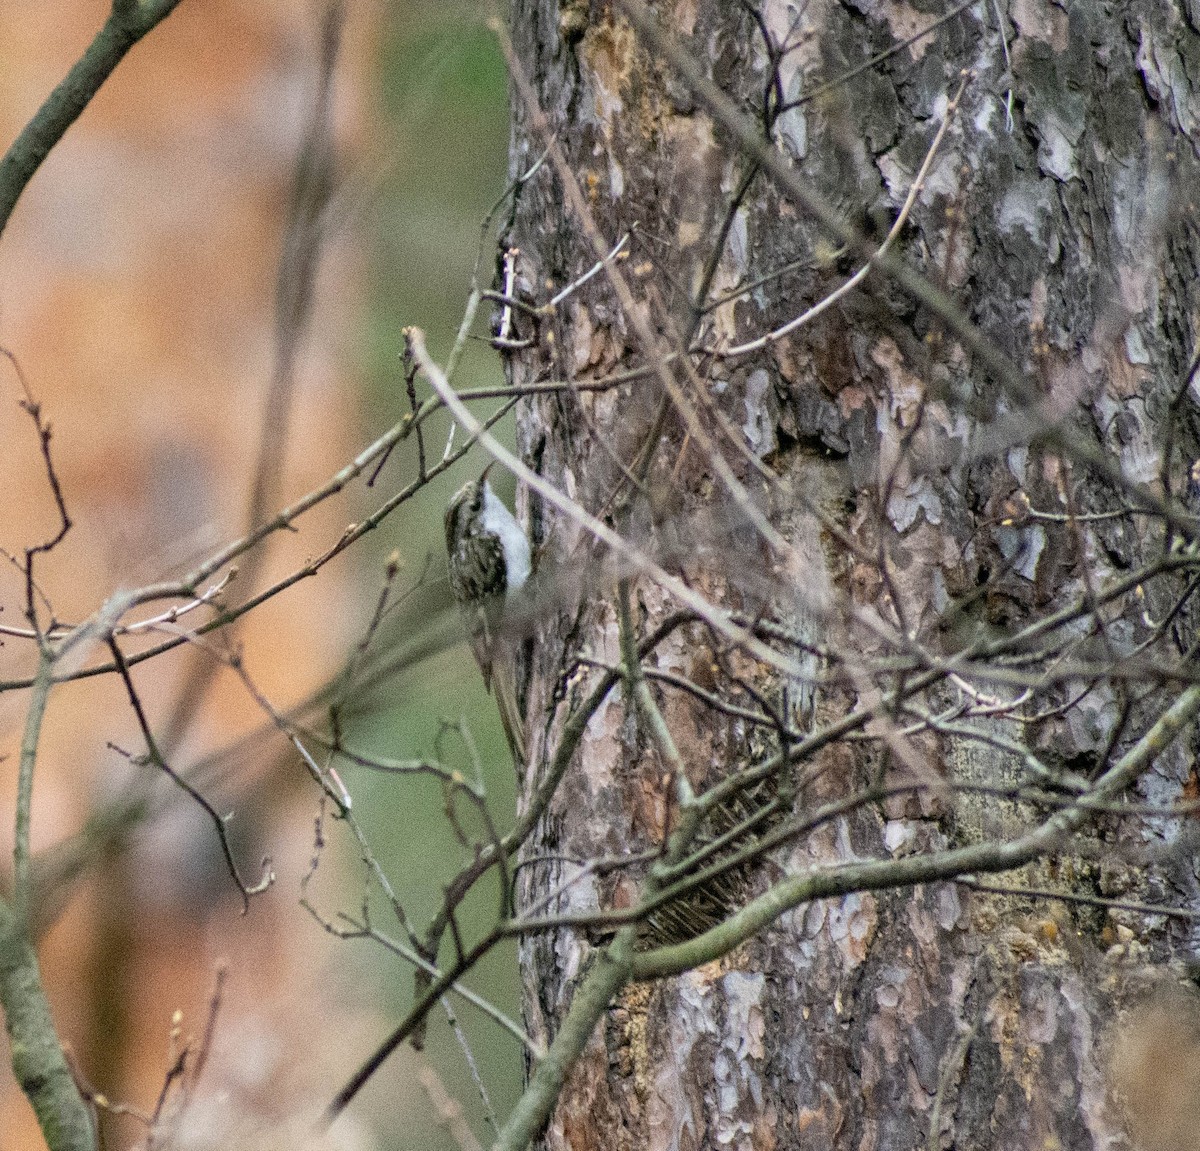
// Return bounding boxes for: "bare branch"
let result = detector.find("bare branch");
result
[0,0,185,241]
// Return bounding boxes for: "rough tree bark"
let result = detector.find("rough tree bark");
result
[503,1,1200,1148]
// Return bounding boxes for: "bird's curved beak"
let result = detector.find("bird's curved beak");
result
[479,461,496,486]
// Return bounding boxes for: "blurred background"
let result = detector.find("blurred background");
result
[0,1,518,1147]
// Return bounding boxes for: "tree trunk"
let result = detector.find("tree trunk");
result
[503,1,1200,1148]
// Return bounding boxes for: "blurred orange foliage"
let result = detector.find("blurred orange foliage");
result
[0,2,382,1145]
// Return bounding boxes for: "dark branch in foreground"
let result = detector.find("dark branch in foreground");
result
[0,0,185,242]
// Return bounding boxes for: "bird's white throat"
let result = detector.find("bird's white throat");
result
[481,482,531,596]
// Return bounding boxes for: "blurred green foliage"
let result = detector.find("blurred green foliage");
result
[350,3,524,1145]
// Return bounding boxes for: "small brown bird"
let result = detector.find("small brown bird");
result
[444,465,531,765]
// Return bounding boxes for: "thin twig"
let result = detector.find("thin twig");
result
[106,637,272,913]
[716,70,968,358]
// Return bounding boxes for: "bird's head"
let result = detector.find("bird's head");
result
[444,464,495,551]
